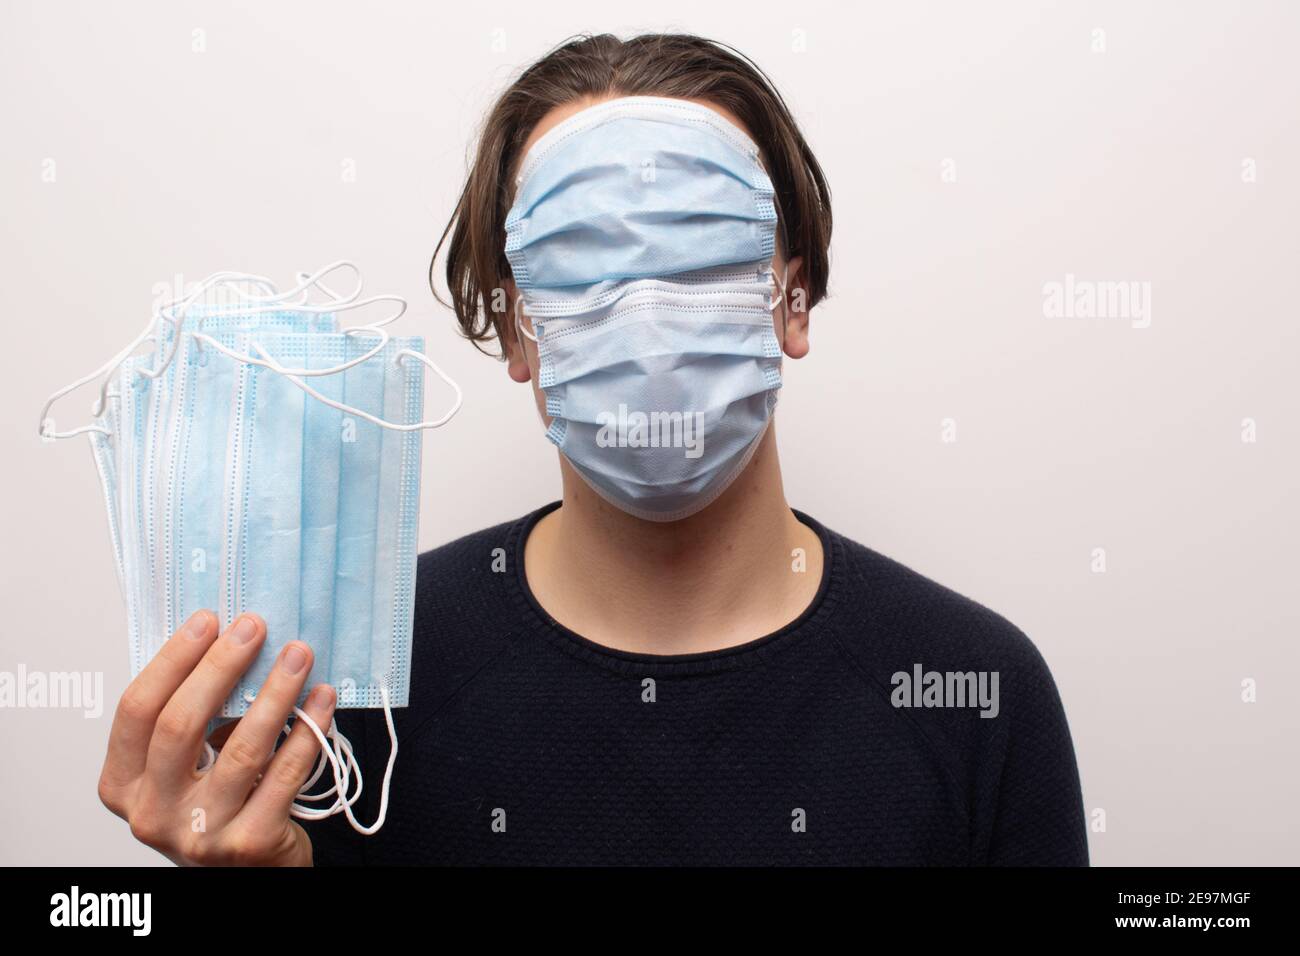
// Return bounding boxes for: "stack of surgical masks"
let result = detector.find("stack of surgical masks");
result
[39,262,462,834]
[506,96,788,521]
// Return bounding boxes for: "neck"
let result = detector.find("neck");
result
[522,425,824,654]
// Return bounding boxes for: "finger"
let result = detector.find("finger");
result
[240,683,337,828]
[100,610,219,800]
[204,641,316,811]
[145,613,266,790]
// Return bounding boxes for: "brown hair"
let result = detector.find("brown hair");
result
[430,32,833,357]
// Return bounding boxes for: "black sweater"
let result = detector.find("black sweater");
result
[306,502,1088,866]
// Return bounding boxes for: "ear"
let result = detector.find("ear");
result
[501,280,534,383]
[780,255,810,360]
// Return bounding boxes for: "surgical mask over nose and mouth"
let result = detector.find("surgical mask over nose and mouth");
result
[38,262,463,835]
[506,96,789,522]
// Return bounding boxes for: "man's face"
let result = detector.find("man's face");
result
[503,94,809,432]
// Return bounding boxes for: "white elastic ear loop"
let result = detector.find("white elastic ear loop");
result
[222,260,362,309]
[39,321,157,439]
[514,296,539,344]
[513,298,544,395]
[292,262,364,305]
[95,264,400,431]
[41,262,362,438]
[290,727,362,810]
[186,262,407,377]
[143,267,313,387]
[147,261,386,391]
[190,315,398,380]
[213,260,366,315]
[42,268,291,438]
[188,261,366,325]
[250,339,464,431]
[39,262,458,440]
[199,685,399,836]
[38,268,249,438]
[769,262,790,338]
[285,686,398,836]
[194,261,362,312]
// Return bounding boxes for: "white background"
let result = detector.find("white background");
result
[1,0,1297,865]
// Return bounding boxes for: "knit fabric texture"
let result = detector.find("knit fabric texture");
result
[305,502,1088,866]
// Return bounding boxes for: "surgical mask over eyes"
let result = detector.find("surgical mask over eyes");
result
[505,96,789,522]
[38,262,463,835]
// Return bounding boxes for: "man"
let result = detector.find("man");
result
[97,33,1087,866]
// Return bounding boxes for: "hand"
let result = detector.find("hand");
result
[97,610,335,866]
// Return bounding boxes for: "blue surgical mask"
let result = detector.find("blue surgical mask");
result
[505,97,789,521]
[39,263,462,835]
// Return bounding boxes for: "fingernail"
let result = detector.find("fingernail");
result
[307,684,335,708]
[281,644,308,675]
[229,615,259,645]
[181,610,211,640]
